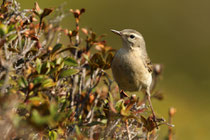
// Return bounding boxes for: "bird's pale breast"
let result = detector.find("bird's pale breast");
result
[111,48,152,92]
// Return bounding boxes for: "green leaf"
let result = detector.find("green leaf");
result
[31,110,49,125]
[28,96,45,106]
[56,61,64,72]
[56,57,63,65]
[115,99,124,113]
[41,61,51,74]
[64,57,78,67]
[51,43,63,54]
[33,75,46,85]
[36,58,42,74]
[33,75,55,88]
[18,77,28,88]
[55,46,78,55]
[75,125,81,135]
[104,52,113,69]
[121,106,130,117]
[49,130,58,140]
[90,53,105,69]
[46,62,51,74]
[0,24,8,37]
[50,61,56,68]
[59,69,79,78]
[7,34,17,43]
[8,24,15,32]
[41,78,55,88]
[85,121,104,127]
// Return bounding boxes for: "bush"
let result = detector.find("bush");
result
[0,1,175,139]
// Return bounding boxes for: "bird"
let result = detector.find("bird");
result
[111,29,157,125]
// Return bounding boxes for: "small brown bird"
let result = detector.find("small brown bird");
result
[111,29,157,124]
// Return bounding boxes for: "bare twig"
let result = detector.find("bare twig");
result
[125,119,131,140]
[86,93,100,123]
[75,69,102,119]
[0,59,12,95]
[104,119,121,139]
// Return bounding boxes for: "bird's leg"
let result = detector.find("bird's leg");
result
[146,89,158,129]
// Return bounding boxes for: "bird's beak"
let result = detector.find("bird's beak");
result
[111,29,121,36]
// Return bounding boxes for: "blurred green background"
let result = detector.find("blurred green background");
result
[18,0,210,139]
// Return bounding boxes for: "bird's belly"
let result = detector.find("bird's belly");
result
[111,49,152,92]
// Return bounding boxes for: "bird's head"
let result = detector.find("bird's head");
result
[111,29,145,49]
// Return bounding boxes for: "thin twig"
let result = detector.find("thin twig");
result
[125,119,131,140]
[75,69,102,118]
[86,93,100,123]
[104,119,121,139]
[0,60,12,95]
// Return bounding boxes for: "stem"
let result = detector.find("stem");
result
[126,119,131,140]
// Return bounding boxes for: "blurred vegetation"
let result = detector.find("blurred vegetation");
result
[0,1,176,139]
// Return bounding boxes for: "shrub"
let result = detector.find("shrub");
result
[0,1,175,139]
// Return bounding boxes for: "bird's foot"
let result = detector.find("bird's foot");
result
[151,115,165,129]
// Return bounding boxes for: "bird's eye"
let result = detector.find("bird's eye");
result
[129,35,135,39]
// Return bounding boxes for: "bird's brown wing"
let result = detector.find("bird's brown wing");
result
[144,57,153,73]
